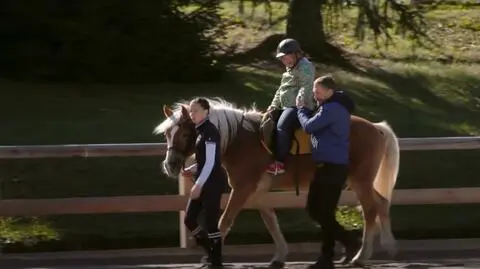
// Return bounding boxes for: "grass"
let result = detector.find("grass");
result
[0,218,57,247]
[219,2,480,62]
[1,1,480,252]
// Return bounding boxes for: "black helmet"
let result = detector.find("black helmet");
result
[276,38,302,58]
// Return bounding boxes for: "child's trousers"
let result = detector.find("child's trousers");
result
[275,107,300,162]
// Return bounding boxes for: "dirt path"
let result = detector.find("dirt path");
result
[1,239,479,269]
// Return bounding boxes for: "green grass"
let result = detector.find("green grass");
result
[1,1,480,252]
[219,2,480,62]
[0,218,57,247]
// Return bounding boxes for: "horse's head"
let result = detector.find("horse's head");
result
[154,104,196,178]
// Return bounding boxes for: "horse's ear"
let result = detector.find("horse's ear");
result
[180,105,189,119]
[163,105,173,118]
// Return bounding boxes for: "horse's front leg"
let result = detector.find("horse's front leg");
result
[218,175,257,240]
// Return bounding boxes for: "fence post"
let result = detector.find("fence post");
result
[178,156,196,248]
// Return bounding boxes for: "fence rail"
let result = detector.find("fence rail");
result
[0,136,479,248]
[0,187,479,217]
[1,137,480,159]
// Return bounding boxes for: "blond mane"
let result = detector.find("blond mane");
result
[153,97,263,153]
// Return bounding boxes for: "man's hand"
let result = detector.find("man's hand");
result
[296,95,305,108]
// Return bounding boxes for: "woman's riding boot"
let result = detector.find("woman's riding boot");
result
[194,232,212,264]
[308,256,334,269]
[208,237,223,268]
[308,236,335,269]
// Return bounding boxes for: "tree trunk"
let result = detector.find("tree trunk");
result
[286,0,326,58]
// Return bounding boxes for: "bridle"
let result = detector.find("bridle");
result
[165,122,196,161]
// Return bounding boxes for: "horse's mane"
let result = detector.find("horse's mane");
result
[154,97,263,153]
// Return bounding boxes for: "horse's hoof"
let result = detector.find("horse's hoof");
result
[334,255,350,265]
[200,255,209,264]
[269,260,285,268]
[350,260,366,268]
[386,245,399,259]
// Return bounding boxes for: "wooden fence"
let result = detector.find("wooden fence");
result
[0,136,479,248]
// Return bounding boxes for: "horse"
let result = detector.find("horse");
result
[153,97,400,267]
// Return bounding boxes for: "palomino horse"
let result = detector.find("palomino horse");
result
[154,97,400,267]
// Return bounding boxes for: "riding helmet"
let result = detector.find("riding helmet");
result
[276,38,302,58]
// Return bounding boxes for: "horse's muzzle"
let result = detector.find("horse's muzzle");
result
[161,160,183,179]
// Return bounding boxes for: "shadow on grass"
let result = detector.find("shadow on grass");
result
[221,33,361,73]
[0,68,279,145]
[360,54,480,65]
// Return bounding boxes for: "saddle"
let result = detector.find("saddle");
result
[260,110,352,193]
[260,109,312,156]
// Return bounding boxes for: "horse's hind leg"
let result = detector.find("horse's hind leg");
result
[351,183,379,264]
[374,190,397,257]
[255,174,288,268]
[258,208,288,268]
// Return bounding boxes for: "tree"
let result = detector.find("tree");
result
[286,0,326,58]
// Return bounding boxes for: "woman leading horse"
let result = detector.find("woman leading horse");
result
[181,97,227,268]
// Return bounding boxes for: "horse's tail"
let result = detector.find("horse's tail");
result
[372,121,400,204]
